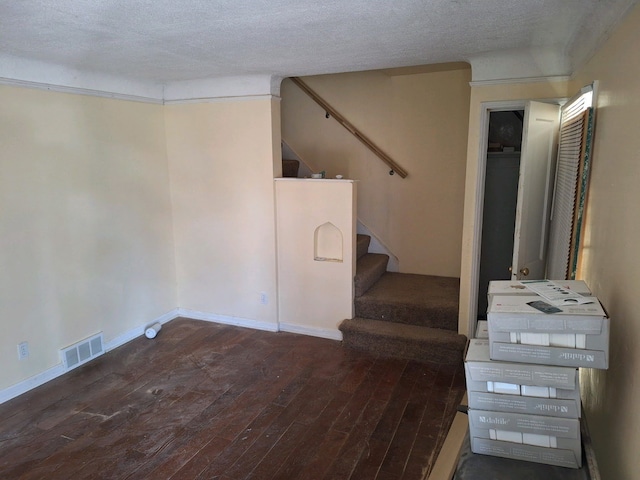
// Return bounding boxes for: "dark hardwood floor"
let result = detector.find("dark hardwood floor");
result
[0,318,465,479]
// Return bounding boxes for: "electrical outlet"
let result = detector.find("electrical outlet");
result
[18,341,29,360]
[260,292,268,305]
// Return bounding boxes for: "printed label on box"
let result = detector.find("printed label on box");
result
[465,339,579,388]
[468,409,582,468]
[467,391,580,418]
[491,341,608,369]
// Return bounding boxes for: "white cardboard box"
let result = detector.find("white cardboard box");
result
[475,320,488,339]
[466,339,578,389]
[488,280,591,298]
[465,339,581,418]
[468,409,582,468]
[467,389,581,419]
[488,295,610,369]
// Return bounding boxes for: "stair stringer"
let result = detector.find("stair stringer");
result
[357,220,399,272]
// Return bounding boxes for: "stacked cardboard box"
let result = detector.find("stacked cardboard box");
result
[465,280,610,469]
[465,338,583,468]
[487,280,591,300]
[488,294,610,369]
[466,340,581,418]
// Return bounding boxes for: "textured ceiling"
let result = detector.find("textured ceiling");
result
[0,0,637,97]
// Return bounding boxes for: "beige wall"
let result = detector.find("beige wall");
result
[281,67,471,277]
[568,4,640,478]
[5,13,639,475]
[458,80,572,336]
[275,179,356,337]
[164,98,280,328]
[0,86,176,391]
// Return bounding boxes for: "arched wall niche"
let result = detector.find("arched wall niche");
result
[314,222,343,262]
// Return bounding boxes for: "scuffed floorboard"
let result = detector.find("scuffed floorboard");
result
[0,319,465,479]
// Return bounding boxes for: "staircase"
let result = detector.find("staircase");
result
[282,159,300,177]
[339,234,468,365]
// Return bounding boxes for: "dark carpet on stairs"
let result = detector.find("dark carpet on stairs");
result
[340,318,467,365]
[341,269,467,366]
[355,272,460,330]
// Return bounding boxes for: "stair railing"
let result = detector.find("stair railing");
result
[289,77,408,179]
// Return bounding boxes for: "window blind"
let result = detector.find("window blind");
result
[546,87,594,280]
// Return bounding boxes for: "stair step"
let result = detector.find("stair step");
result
[356,234,371,260]
[355,253,389,297]
[355,272,459,331]
[282,159,300,177]
[339,318,467,365]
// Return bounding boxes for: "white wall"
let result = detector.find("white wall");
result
[164,98,281,329]
[0,85,177,392]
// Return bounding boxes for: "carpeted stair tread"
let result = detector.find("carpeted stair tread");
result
[355,253,389,297]
[355,272,459,331]
[282,159,300,177]
[339,317,467,365]
[357,234,371,260]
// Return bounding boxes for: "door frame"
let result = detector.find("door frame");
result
[467,100,527,337]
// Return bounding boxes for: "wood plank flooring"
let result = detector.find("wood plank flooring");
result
[0,318,466,479]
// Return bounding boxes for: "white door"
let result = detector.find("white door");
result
[510,101,560,280]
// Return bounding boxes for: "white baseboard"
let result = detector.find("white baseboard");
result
[1,309,336,405]
[279,322,343,341]
[177,310,340,340]
[0,309,180,405]
[177,308,279,333]
[0,364,66,405]
[104,309,180,352]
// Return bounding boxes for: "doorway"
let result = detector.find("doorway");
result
[472,101,560,325]
[465,89,594,336]
[477,110,524,319]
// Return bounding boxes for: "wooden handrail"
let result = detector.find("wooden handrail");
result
[289,77,408,179]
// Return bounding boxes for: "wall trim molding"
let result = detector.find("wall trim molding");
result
[164,94,280,105]
[279,322,343,341]
[0,76,164,104]
[469,75,571,87]
[0,77,281,105]
[177,308,279,333]
[5,72,572,101]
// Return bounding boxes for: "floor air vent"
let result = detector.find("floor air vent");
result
[61,333,104,370]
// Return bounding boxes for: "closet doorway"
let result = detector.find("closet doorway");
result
[477,110,523,318]
[476,102,560,320]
